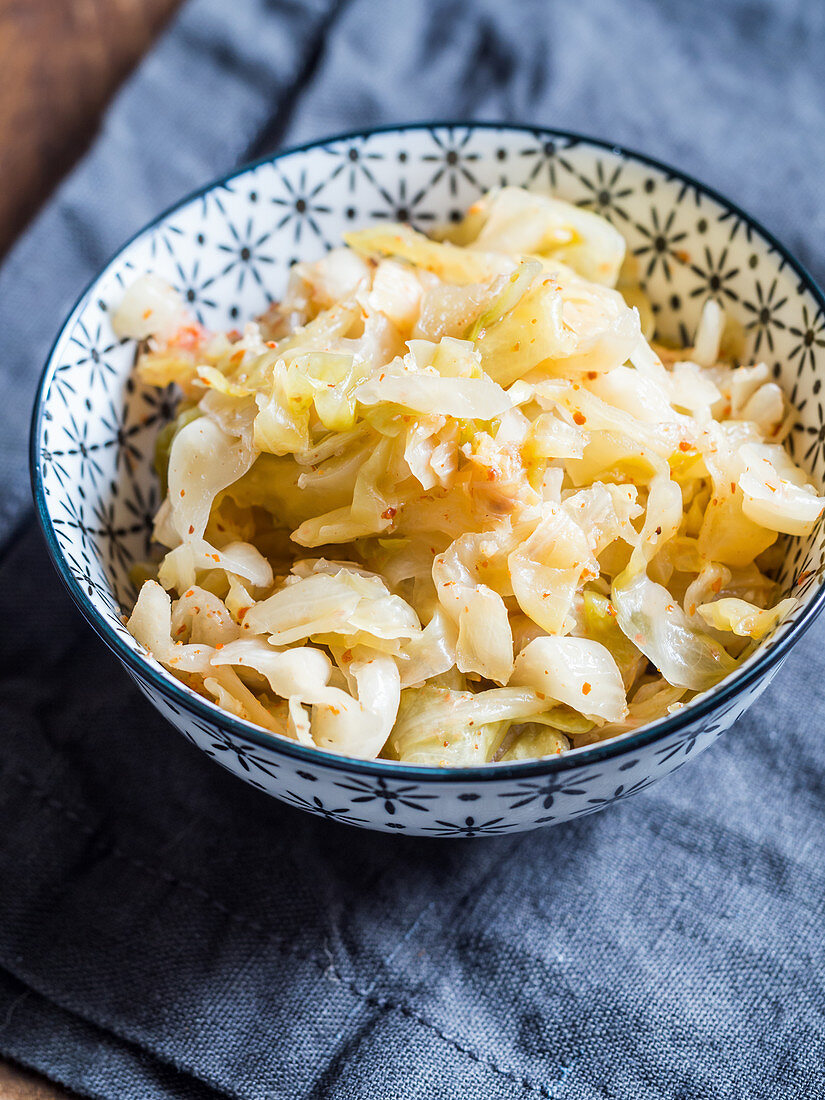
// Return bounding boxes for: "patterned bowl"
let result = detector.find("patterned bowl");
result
[31,123,825,836]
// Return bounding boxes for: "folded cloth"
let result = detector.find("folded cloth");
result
[1,1,824,1097]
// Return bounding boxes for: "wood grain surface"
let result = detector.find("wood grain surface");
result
[0,0,181,1091]
[0,1059,76,1100]
[0,0,182,256]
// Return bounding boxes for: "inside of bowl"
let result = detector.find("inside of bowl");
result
[37,125,825,702]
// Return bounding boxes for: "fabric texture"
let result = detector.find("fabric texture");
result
[1,1,824,1097]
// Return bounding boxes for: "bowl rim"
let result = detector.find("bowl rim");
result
[30,119,825,783]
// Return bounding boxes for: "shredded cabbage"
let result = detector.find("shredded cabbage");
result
[121,186,820,764]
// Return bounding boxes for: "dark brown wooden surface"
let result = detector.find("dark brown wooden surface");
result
[0,0,182,257]
[0,2,182,1091]
[0,1061,77,1100]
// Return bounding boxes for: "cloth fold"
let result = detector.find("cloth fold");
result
[1,1,824,1097]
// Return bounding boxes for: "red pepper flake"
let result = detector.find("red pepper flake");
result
[341,649,353,664]
[227,329,241,341]
[711,578,723,593]
[175,625,187,636]
[210,554,220,562]
[215,643,224,650]
[511,342,521,353]
[237,606,250,621]
[730,482,736,494]
[173,324,205,351]
[573,411,586,426]
[329,706,340,716]
[188,525,195,535]
[655,526,662,535]
[180,489,185,497]
[586,371,598,380]
[797,570,813,586]
[679,441,692,452]
[582,681,592,696]
[675,249,691,263]
[266,341,277,348]
[606,603,617,618]
[230,349,245,365]
[381,506,397,520]
[142,308,152,320]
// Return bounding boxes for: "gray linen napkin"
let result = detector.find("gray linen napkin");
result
[1,1,824,1097]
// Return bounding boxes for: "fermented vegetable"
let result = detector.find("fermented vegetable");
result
[117,187,823,765]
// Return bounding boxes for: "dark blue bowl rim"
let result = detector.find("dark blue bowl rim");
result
[30,120,825,783]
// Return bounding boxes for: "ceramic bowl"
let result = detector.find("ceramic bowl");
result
[31,123,825,836]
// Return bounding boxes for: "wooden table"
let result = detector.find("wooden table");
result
[0,0,181,256]
[0,2,181,1091]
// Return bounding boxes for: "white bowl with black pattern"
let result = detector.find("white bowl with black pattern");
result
[31,123,825,836]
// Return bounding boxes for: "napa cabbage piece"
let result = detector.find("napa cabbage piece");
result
[697,442,780,568]
[166,417,257,543]
[209,637,400,758]
[243,565,421,650]
[128,580,214,673]
[581,589,645,689]
[612,568,738,691]
[510,635,627,722]
[508,504,595,635]
[738,443,825,535]
[383,685,561,766]
[446,186,626,286]
[499,724,575,761]
[579,679,687,741]
[158,538,273,593]
[355,347,511,420]
[464,260,543,340]
[433,531,516,683]
[154,406,202,491]
[283,247,371,314]
[473,271,640,387]
[345,223,513,283]
[290,433,407,546]
[122,184,820,766]
[112,274,190,342]
[201,665,288,735]
[696,596,797,639]
[562,483,641,557]
[171,585,241,647]
[397,606,458,688]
